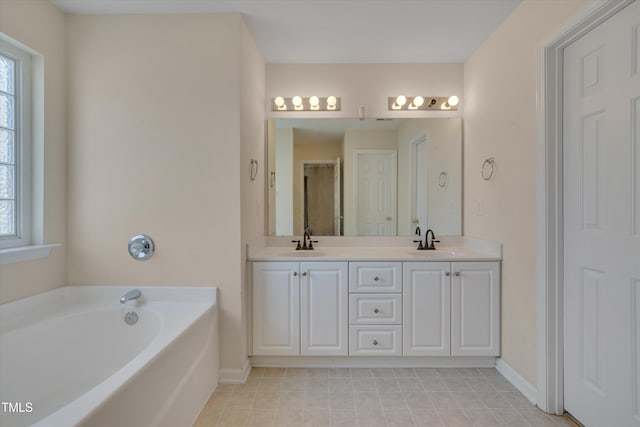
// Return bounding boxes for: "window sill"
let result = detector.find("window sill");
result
[0,244,61,265]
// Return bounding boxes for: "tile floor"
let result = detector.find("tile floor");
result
[194,367,573,427]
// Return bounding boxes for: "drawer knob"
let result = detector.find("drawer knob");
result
[302,272,307,276]
[374,276,380,281]
[445,272,451,277]
[293,272,298,276]
[373,340,378,346]
[374,308,380,314]
[454,272,461,276]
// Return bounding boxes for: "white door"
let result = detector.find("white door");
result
[300,262,348,355]
[252,262,300,356]
[354,150,397,235]
[451,262,500,356]
[563,2,640,425]
[403,262,451,356]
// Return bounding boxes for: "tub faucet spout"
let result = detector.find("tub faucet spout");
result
[120,289,142,304]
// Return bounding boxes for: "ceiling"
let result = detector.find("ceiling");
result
[51,0,522,63]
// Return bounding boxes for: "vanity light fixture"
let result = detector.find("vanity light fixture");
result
[389,95,459,111]
[270,95,341,111]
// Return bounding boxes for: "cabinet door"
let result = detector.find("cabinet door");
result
[451,262,500,356]
[300,262,348,355]
[403,262,451,356]
[252,262,300,356]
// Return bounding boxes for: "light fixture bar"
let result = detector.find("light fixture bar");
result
[388,96,459,111]
[271,96,341,111]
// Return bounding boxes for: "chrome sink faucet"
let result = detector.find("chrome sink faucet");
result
[120,289,142,304]
[413,228,440,250]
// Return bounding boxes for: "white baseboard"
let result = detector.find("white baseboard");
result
[250,356,497,368]
[219,358,251,384]
[495,358,537,404]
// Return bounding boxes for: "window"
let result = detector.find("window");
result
[0,39,32,249]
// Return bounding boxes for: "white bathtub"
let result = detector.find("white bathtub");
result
[0,286,218,427]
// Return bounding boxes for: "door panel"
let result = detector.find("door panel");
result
[563,2,640,424]
[300,262,348,355]
[355,150,397,236]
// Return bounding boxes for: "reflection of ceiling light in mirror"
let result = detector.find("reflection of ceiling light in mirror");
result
[448,95,459,106]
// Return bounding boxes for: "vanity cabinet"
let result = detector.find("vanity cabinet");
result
[403,262,451,356]
[403,261,500,357]
[349,262,403,355]
[252,261,300,356]
[252,261,348,356]
[451,261,500,356]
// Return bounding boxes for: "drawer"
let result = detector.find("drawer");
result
[349,294,402,325]
[349,325,402,356]
[349,262,402,293]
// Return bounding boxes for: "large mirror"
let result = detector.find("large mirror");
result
[266,117,461,236]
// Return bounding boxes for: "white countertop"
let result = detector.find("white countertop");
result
[247,236,501,262]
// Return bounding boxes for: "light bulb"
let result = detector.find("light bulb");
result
[327,95,337,107]
[413,96,424,107]
[396,95,407,107]
[292,96,303,107]
[309,96,319,107]
[447,95,459,107]
[274,96,285,107]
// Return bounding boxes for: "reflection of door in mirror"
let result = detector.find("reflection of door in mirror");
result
[353,150,397,236]
[411,136,427,233]
[303,160,341,236]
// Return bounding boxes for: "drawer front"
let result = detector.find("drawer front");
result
[349,262,402,293]
[349,294,402,324]
[349,326,402,356]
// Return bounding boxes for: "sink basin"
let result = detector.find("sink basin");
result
[279,251,327,257]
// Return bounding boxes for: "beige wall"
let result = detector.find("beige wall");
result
[240,19,266,367]
[66,13,263,372]
[463,0,590,385]
[0,0,66,303]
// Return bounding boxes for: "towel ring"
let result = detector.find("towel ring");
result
[438,171,448,188]
[250,159,259,181]
[481,158,496,180]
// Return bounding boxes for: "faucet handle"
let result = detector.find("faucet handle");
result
[413,239,424,249]
[291,240,302,250]
[308,240,319,250]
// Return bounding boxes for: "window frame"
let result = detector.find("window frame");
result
[0,39,32,249]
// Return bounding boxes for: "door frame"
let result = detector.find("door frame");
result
[536,0,635,414]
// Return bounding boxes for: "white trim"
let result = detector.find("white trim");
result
[496,358,537,405]
[250,355,497,368]
[536,0,635,415]
[0,243,60,265]
[218,358,252,384]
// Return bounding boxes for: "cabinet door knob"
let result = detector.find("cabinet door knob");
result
[293,272,298,276]
[302,272,307,276]
[374,308,380,314]
[445,272,451,277]
[373,340,378,346]
[374,276,380,281]
[454,272,460,276]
